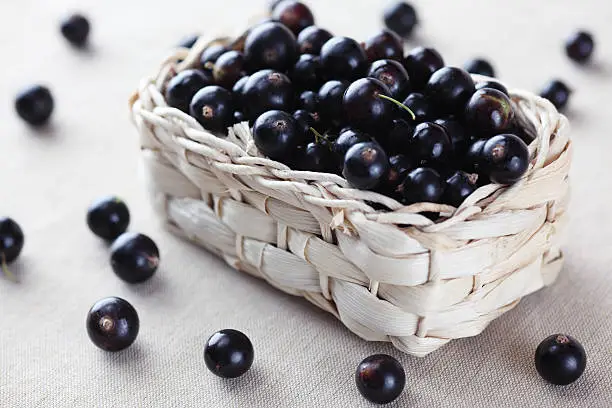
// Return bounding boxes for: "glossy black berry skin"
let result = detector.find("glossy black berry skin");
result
[297,26,332,55]
[204,329,254,378]
[402,92,434,122]
[380,154,418,196]
[443,171,478,207]
[364,30,404,63]
[565,31,594,63]
[244,22,298,72]
[253,110,305,161]
[343,142,390,190]
[0,218,24,264]
[178,34,199,49]
[411,122,452,167]
[535,334,587,386]
[475,80,509,97]
[291,54,322,90]
[464,88,514,136]
[297,141,335,173]
[540,80,571,111]
[333,128,372,161]
[464,58,495,77]
[355,354,406,405]
[404,47,445,91]
[385,118,414,155]
[165,70,213,113]
[242,70,294,120]
[60,14,90,47]
[317,80,348,125]
[463,138,487,174]
[15,85,54,126]
[87,196,130,241]
[298,90,318,112]
[343,78,394,134]
[272,1,315,35]
[399,167,445,204]
[87,297,139,352]
[384,2,418,38]
[213,51,245,89]
[320,37,368,81]
[190,86,234,133]
[234,111,247,124]
[426,67,475,114]
[200,44,229,70]
[110,233,160,284]
[481,134,529,184]
[293,109,320,139]
[434,118,468,155]
[368,60,411,100]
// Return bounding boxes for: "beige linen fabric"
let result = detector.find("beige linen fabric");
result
[0,0,610,407]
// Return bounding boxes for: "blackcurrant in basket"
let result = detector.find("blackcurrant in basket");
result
[297,26,332,55]
[320,37,368,81]
[15,85,54,126]
[190,86,234,133]
[383,2,418,38]
[355,354,406,404]
[384,118,414,155]
[464,58,495,77]
[0,217,24,265]
[399,167,445,204]
[297,141,336,173]
[425,67,475,114]
[317,80,349,125]
[565,31,594,63]
[293,109,321,139]
[464,88,514,135]
[475,80,509,97]
[178,34,199,49]
[481,134,529,184]
[204,329,254,378]
[232,75,250,108]
[368,59,411,100]
[535,334,587,386]
[363,30,404,62]
[332,128,372,161]
[379,154,418,196]
[404,47,445,91]
[463,138,487,173]
[165,69,213,113]
[86,297,139,352]
[234,111,247,124]
[87,196,130,241]
[402,92,434,122]
[200,44,229,70]
[298,90,318,112]
[434,118,468,155]
[213,51,245,89]
[411,122,452,167]
[272,1,314,35]
[343,78,394,134]
[291,54,322,90]
[110,232,160,284]
[60,13,90,47]
[253,110,305,161]
[343,142,389,190]
[242,70,294,120]
[540,80,571,111]
[443,171,478,207]
[244,21,298,72]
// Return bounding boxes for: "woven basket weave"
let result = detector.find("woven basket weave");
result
[129,36,572,357]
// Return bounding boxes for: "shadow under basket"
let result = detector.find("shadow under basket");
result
[129,37,572,357]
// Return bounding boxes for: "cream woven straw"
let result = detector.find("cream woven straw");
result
[129,36,572,357]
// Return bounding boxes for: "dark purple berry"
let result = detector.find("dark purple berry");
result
[0,218,24,265]
[333,128,372,161]
[540,80,571,111]
[86,297,139,352]
[356,354,405,404]
[291,54,322,90]
[253,110,306,161]
[244,22,298,72]
[425,67,475,114]
[272,1,315,35]
[297,141,335,173]
[87,196,130,241]
[200,44,229,70]
[402,92,434,122]
[297,26,332,55]
[383,2,418,38]
[178,34,199,49]
[464,138,487,173]
[380,154,418,195]
[165,69,213,113]
[60,14,90,47]
[368,59,411,99]
[565,31,594,63]
[110,232,160,284]
[411,122,452,167]
[443,171,478,207]
[464,88,514,135]
[233,111,246,124]
[343,78,394,134]
[190,86,234,133]
[481,134,529,184]
[363,30,404,62]
[213,51,245,89]
[242,70,294,120]
[404,47,445,91]
[434,118,468,155]
[399,167,445,204]
[320,37,368,81]
[204,329,254,378]
[317,80,348,125]
[293,109,320,138]
[475,80,509,96]
[232,75,250,108]
[343,142,389,190]
[15,85,54,126]
[464,58,495,77]
[535,334,587,386]
[384,118,414,155]
[298,90,318,112]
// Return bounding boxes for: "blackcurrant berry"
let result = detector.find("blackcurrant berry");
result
[384,118,414,155]
[368,59,411,100]
[332,128,372,161]
[213,51,245,89]
[272,1,315,35]
[110,232,160,284]
[15,85,54,126]
[425,67,475,114]
[165,69,213,113]
[463,138,487,174]
[363,30,404,63]
[383,2,418,38]
[190,86,234,133]
[86,297,139,352]
[540,80,571,111]
[355,354,406,404]
[297,141,335,173]
[244,22,298,72]
[296,26,332,55]
[204,329,254,378]
[178,34,199,49]
[434,118,468,155]
[535,334,587,386]
[87,196,130,241]
[317,80,349,125]
[60,13,90,47]
[464,88,514,136]
[443,171,478,207]
[475,80,509,97]
[481,134,529,184]
[411,122,452,167]
[253,110,305,161]
[343,142,389,190]
[0,217,24,265]
[379,154,418,196]
[298,90,318,112]
[402,92,434,122]
[290,54,322,90]
[233,111,247,124]
[320,37,368,81]
[399,167,445,204]
[200,44,229,70]
[242,70,294,120]
[565,31,594,63]
[343,78,394,134]
[293,109,321,139]
[464,58,495,77]
[404,47,445,91]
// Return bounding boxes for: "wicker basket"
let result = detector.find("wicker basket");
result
[129,36,572,357]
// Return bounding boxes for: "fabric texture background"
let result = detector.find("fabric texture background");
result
[0,0,610,407]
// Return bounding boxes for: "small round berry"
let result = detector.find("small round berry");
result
[297,141,335,173]
[363,30,404,62]
[244,22,298,72]
[15,85,54,126]
[384,118,415,155]
[368,59,411,100]
[110,233,160,284]
[463,138,487,174]
[232,75,250,110]
[464,88,514,135]
[464,58,495,77]
[402,92,434,122]
[0,218,24,265]
[317,80,349,125]
[200,44,229,70]
[443,171,478,207]
[425,67,475,114]
[178,34,199,49]
[343,78,394,134]
[86,297,139,352]
[233,111,247,124]
[87,196,130,241]
[383,2,418,38]
[60,13,90,47]
[296,26,332,55]
[292,109,320,138]
[481,134,529,184]
[399,167,445,204]
[404,47,445,91]
[535,334,587,386]
[165,69,213,113]
[290,54,322,90]
[540,80,572,111]
[320,37,368,81]
[475,80,509,97]
[242,70,294,120]
[379,154,418,196]
[434,118,468,155]
[253,110,305,161]
[565,31,594,63]
[213,51,245,89]
[204,329,254,378]
[272,1,315,35]
[411,122,452,167]
[190,86,234,133]
[298,90,318,112]
[343,142,390,190]
[333,128,372,161]
[355,354,406,404]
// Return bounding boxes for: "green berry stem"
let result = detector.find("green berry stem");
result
[377,94,416,120]
[310,127,325,143]
[1,253,18,283]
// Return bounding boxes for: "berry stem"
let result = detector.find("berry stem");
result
[310,127,325,143]
[1,254,18,283]
[377,94,416,120]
